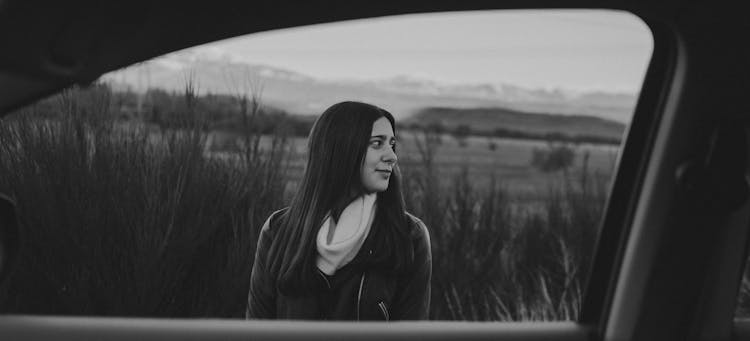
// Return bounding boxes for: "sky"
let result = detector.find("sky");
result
[186,9,653,93]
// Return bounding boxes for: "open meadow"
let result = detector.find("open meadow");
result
[208,129,618,204]
[0,84,621,320]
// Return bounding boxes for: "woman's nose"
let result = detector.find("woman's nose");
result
[383,146,397,164]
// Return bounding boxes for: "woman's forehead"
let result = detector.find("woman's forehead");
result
[371,117,394,136]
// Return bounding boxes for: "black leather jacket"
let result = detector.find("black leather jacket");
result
[245,208,432,321]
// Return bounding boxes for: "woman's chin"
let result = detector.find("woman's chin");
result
[364,183,389,193]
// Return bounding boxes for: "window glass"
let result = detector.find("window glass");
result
[0,9,652,321]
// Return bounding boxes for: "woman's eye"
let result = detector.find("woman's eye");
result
[370,140,383,148]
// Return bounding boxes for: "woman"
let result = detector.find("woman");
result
[245,101,431,321]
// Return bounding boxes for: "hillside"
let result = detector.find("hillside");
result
[407,106,627,142]
[104,53,637,123]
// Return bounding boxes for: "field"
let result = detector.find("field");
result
[208,129,619,195]
[0,84,642,321]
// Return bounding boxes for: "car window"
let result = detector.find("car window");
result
[0,9,652,321]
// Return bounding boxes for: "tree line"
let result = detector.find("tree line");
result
[26,82,620,146]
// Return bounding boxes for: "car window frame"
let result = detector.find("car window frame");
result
[0,4,676,341]
[580,16,676,330]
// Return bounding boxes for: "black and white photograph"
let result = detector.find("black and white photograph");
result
[0,1,749,340]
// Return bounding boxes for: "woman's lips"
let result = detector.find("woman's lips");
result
[376,169,392,178]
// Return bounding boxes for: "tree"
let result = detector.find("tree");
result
[452,124,472,147]
[530,143,576,172]
[487,137,498,151]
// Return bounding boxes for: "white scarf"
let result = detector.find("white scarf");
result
[316,193,376,275]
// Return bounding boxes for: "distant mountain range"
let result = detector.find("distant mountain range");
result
[407,107,626,142]
[104,50,637,124]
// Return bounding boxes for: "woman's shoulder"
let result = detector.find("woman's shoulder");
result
[260,207,290,235]
[404,211,430,245]
[403,212,431,266]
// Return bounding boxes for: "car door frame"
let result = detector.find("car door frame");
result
[2,1,742,341]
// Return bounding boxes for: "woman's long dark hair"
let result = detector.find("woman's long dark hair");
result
[266,101,414,295]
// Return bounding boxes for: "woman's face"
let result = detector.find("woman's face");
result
[361,117,397,193]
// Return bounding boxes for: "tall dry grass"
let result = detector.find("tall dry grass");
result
[0,82,609,320]
[0,83,289,317]
[402,129,608,320]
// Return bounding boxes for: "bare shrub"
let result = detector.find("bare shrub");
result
[531,143,576,172]
[0,82,290,317]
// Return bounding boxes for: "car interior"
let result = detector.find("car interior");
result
[1,0,750,340]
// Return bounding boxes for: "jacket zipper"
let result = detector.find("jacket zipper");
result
[378,301,390,321]
[356,272,366,321]
[317,270,332,320]
[317,270,331,289]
